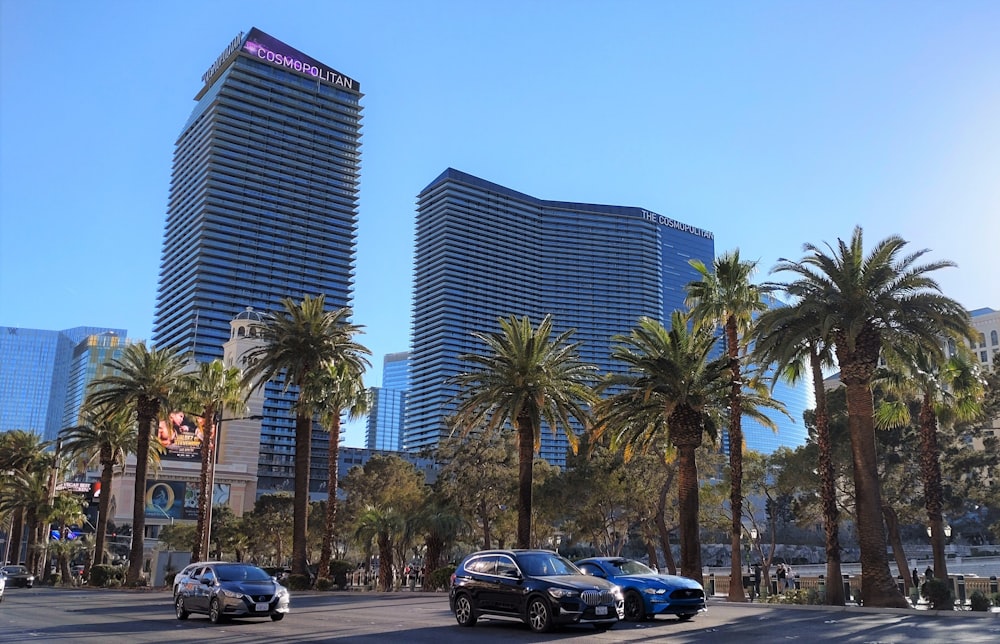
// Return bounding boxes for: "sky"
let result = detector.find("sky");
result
[2,1,998,446]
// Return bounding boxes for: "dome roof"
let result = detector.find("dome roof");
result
[233,306,265,322]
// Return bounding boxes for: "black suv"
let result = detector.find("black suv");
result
[449,549,624,633]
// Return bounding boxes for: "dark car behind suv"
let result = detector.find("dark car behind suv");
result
[449,549,624,633]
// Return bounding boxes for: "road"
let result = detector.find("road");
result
[1,586,998,643]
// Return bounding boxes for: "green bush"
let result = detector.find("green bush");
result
[425,566,454,591]
[106,579,122,588]
[992,592,1000,607]
[921,578,954,610]
[315,577,334,591]
[969,590,990,612]
[763,588,822,605]
[89,564,125,588]
[328,560,352,590]
[286,574,312,590]
[164,571,177,587]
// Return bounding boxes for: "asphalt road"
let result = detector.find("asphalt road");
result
[1,586,998,643]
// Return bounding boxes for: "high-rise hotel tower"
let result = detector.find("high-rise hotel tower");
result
[405,169,716,466]
[153,27,362,361]
[153,28,362,497]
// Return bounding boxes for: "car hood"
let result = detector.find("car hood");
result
[221,580,282,594]
[540,575,619,591]
[615,573,702,589]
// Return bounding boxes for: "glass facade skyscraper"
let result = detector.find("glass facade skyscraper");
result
[366,352,410,451]
[0,326,126,441]
[153,27,362,362]
[152,28,362,497]
[405,169,715,466]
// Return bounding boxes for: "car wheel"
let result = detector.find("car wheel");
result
[624,590,646,621]
[678,613,695,621]
[527,596,552,633]
[174,595,189,620]
[270,612,285,621]
[209,598,226,624]
[453,593,477,627]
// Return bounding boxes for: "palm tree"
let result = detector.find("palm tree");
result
[354,504,404,592]
[48,492,87,584]
[177,359,248,562]
[753,302,847,605]
[766,226,969,608]
[450,314,597,548]
[241,295,368,578]
[413,498,465,587]
[0,430,50,566]
[593,312,730,584]
[686,250,769,601]
[85,342,187,586]
[875,348,984,581]
[303,359,371,580]
[59,404,135,574]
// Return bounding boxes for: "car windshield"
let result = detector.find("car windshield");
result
[215,564,271,582]
[607,559,655,575]
[2,566,26,575]
[517,553,580,577]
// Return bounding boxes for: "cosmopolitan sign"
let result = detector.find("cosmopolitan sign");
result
[242,27,359,91]
[641,209,714,239]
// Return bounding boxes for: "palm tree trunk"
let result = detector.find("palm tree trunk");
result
[515,416,535,549]
[842,377,908,607]
[479,498,492,549]
[8,509,25,565]
[92,455,114,576]
[726,316,747,602]
[193,405,217,563]
[378,533,393,592]
[811,347,845,605]
[292,411,312,578]
[882,502,912,593]
[676,442,703,585]
[127,405,155,586]
[919,395,948,581]
[319,414,342,580]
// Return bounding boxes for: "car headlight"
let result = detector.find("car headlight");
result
[275,586,289,598]
[220,588,244,599]
[547,587,580,599]
[643,587,667,595]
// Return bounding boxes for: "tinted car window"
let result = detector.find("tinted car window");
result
[468,556,497,575]
[517,552,579,576]
[217,564,271,582]
[496,556,519,578]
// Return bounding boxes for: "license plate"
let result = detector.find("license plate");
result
[255,602,269,612]
[595,606,608,616]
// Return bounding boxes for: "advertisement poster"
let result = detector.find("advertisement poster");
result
[184,482,232,514]
[144,480,186,520]
[156,411,205,461]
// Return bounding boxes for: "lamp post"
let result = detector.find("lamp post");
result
[201,414,262,560]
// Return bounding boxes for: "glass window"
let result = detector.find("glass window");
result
[991,330,998,346]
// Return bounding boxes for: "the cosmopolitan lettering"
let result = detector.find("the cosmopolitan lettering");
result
[248,42,355,89]
[201,32,244,86]
[641,210,714,239]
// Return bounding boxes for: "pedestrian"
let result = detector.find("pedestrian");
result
[924,565,934,581]
[752,563,761,600]
[784,563,794,590]
[911,568,919,589]
[776,563,786,591]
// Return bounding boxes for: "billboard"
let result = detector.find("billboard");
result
[156,411,205,461]
[242,27,359,92]
[145,480,188,520]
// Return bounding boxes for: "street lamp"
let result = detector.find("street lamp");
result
[200,413,262,559]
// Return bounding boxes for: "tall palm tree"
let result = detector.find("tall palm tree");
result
[413,497,465,586]
[875,348,984,581]
[753,302,847,605]
[241,294,368,577]
[0,430,50,566]
[450,314,597,548]
[686,250,769,601]
[592,312,730,584]
[48,492,87,584]
[59,404,135,574]
[85,342,187,585]
[177,359,248,562]
[766,226,969,608]
[303,359,371,580]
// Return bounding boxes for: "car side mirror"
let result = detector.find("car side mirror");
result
[590,570,606,578]
[503,569,520,579]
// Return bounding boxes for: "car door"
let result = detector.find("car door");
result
[464,555,499,612]
[191,566,213,612]
[491,554,524,615]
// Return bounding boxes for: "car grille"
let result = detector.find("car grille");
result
[581,589,615,606]
[252,594,273,602]
[670,588,705,600]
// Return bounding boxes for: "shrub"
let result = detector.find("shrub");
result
[315,577,334,591]
[328,560,352,590]
[89,564,125,588]
[164,571,177,587]
[106,579,122,588]
[425,566,455,591]
[992,593,1000,607]
[130,576,148,588]
[969,590,990,612]
[286,574,312,590]
[921,578,954,610]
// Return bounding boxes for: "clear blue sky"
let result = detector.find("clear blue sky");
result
[2,1,998,446]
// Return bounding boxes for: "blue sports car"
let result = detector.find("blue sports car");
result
[575,557,705,622]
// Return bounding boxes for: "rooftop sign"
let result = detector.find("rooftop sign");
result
[242,27,359,92]
[641,209,714,240]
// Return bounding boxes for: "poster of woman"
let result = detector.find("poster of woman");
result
[156,410,205,460]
